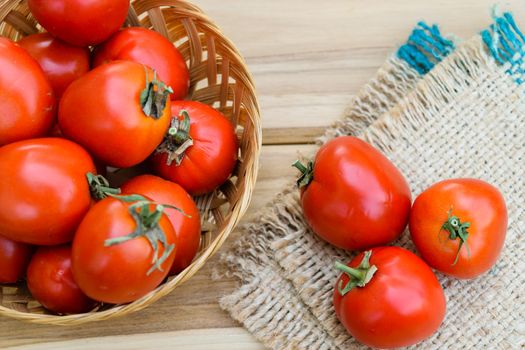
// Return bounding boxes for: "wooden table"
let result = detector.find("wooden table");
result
[4,1,525,348]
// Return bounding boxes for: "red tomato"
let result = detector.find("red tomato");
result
[93,27,189,100]
[28,0,129,47]
[27,245,95,314]
[0,236,33,283]
[18,33,90,98]
[0,138,96,245]
[0,38,55,146]
[59,61,172,168]
[72,196,177,304]
[409,178,507,279]
[333,247,446,348]
[151,101,238,195]
[121,174,201,275]
[294,136,411,251]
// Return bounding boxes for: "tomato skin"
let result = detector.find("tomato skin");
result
[72,197,176,304]
[300,136,411,251]
[121,175,201,275]
[333,247,446,349]
[409,178,507,279]
[58,61,171,168]
[151,101,238,195]
[93,27,189,100]
[18,33,90,98]
[27,245,95,314]
[0,236,33,283]
[28,0,129,47]
[0,138,96,245]
[0,38,55,146]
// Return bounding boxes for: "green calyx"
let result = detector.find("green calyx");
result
[441,208,471,266]
[104,197,177,275]
[87,172,121,200]
[155,109,194,166]
[335,251,378,297]
[140,67,173,119]
[292,160,314,188]
[86,172,188,275]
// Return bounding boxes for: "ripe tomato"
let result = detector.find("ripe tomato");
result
[0,236,33,283]
[121,174,201,275]
[18,33,90,98]
[151,101,238,195]
[93,27,189,100]
[59,61,172,168]
[0,138,96,245]
[0,38,55,146]
[27,245,95,314]
[409,178,507,279]
[333,247,446,348]
[28,0,129,47]
[72,196,177,304]
[294,136,411,251]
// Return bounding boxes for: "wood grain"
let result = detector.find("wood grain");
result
[4,0,525,348]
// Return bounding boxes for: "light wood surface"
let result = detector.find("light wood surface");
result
[3,0,525,348]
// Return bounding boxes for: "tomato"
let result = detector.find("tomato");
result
[409,178,507,279]
[294,136,411,251]
[28,0,129,47]
[0,138,96,245]
[59,61,172,168]
[0,38,55,146]
[333,247,446,348]
[0,236,33,283]
[27,245,95,314]
[18,33,90,98]
[121,174,201,275]
[151,101,238,195]
[93,27,189,100]
[72,196,177,304]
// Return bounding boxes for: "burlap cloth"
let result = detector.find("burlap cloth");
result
[215,13,525,350]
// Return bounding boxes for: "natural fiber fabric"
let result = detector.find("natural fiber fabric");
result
[271,20,525,349]
[216,23,456,350]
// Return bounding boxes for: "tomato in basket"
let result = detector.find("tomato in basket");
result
[28,0,129,47]
[0,236,33,283]
[18,33,90,98]
[72,195,177,304]
[0,138,96,245]
[151,101,238,195]
[93,27,189,101]
[121,174,201,275]
[27,245,96,314]
[0,38,55,146]
[59,61,172,168]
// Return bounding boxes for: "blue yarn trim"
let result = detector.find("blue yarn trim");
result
[481,12,525,84]
[397,22,455,75]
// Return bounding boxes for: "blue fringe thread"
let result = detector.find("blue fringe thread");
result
[397,22,455,75]
[481,12,525,85]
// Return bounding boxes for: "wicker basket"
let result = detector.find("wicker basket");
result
[0,0,261,325]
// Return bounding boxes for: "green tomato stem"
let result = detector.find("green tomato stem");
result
[292,160,314,188]
[140,66,173,119]
[441,208,471,265]
[335,251,378,297]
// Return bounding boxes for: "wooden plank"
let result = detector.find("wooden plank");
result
[192,0,525,142]
[8,328,264,350]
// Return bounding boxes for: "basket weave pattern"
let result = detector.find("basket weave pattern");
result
[0,0,261,325]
